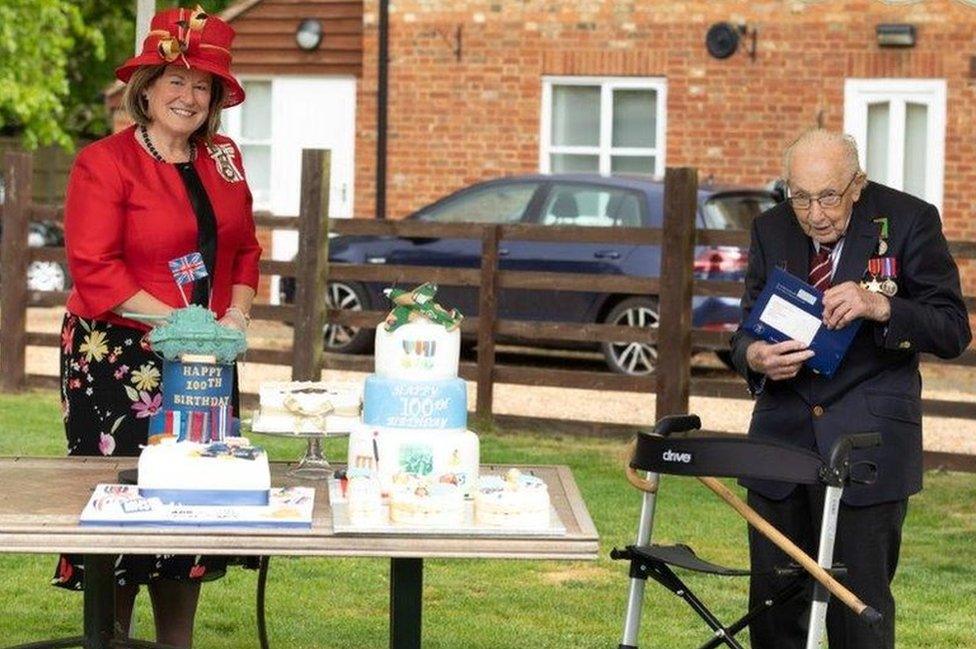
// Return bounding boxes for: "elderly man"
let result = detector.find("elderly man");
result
[730,129,970,649]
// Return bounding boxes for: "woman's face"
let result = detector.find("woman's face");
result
[145,65,213,139]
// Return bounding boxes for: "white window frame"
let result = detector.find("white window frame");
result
[843,78,946,211]
[221,75,274,210]
[539,76,667,177]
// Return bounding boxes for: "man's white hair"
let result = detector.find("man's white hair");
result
[782,129,862,181]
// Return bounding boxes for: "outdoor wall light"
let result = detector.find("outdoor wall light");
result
[705,22,757,61]
[876,24,916,48]
[295,18,324,51]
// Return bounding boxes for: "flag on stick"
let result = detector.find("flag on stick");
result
[168,252,209,307]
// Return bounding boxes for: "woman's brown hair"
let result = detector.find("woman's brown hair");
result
[121,64,226,143]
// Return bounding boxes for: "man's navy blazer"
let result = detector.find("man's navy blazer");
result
[730,182,971,506]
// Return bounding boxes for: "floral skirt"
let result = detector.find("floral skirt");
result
[53,313,248,590]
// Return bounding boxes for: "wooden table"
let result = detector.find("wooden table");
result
[0,458,599,649]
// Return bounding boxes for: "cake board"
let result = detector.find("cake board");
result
[79,484,315,528]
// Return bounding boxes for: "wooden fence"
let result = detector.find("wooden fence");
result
[3,149,976,436]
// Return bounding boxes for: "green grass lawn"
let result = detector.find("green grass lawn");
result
[0,390,974,648]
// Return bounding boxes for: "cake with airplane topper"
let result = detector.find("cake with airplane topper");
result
[346,283,480,508]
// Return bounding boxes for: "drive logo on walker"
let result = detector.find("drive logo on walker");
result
[661,448,694,464]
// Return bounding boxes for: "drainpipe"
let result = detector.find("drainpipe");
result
[135,0,154,52]
[376,0,389,220]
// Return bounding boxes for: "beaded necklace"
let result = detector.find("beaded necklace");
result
[139,125,195,164]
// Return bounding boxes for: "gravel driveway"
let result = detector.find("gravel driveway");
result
[22,307,976,455]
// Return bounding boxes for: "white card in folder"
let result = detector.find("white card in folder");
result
[758,294,822,346]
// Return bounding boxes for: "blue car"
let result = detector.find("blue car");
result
[284,174,778,375]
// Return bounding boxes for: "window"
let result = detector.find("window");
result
[221,79,273,207]
[702,192,777,230]
[540,77,667,177]
[416,183,539,224]
[844,79,946,210]
[540,184,644,228]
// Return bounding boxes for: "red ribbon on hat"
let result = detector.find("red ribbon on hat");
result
[151,5,227,68]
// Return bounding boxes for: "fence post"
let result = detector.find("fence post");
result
[0,152,32,392]
[655,167,698,418]
[292,149,331,382]
[475,225,501,423]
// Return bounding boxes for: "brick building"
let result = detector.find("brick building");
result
[107,0,976,294]
[354,0,976,292]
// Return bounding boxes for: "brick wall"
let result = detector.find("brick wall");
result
[354,0,976,293]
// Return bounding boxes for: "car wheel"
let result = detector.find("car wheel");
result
[26,261,68,292]
[601,297,659,375]
[323,281,372,354]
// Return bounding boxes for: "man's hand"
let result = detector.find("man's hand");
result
[746,340,815,381]
[822,281,891,330]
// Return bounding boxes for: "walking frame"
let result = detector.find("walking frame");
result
[612,414,883,648]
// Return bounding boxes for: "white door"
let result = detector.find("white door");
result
[844,79,946,211]
[224,76,356,302]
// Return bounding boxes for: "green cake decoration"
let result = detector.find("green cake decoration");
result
[382,282,463,332]
[136,306,246,363]
[399,443,434,476]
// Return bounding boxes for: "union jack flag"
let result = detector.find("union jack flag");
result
[168,252,208,286]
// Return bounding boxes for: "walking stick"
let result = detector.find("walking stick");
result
[697,476,881,624]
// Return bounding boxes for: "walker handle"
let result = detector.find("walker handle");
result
[652,414,702,438]
[828,432,881,472]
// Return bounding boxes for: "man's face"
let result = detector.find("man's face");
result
[787,146,864,244]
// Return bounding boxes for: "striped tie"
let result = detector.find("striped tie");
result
[808,242,836,292]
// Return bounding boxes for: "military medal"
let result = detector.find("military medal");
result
[863,258,883,292]
[878,257,898,297]
[873,217,889,256]
[206,142,245,183]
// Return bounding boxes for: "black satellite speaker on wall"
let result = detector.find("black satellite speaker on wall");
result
[705,22,740,59]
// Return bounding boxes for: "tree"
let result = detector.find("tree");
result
[1,0,240,149]
[0,0,103,149]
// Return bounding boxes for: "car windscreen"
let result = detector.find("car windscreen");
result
[415,182,540,224]
[540,184,644,228]
[701,192,777,230]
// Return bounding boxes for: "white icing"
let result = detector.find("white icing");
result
[254,381,362,433]
[375,321,460,380]
[347,424,479,498]
[389,476,465,526]
[258,381,362,415]
[346,473,384,526]
[474,471,551,528]
[137,441,270,500]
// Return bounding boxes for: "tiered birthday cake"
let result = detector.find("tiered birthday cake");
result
[346,284,479,512]
[138,305,270,506]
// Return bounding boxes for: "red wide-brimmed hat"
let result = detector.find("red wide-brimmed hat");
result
[115,5,245,107]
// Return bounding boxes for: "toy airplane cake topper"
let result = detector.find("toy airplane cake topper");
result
[382,282,463,332]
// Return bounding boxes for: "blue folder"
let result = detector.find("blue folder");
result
[742,266,861,377]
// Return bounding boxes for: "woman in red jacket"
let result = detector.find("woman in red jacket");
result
[53,7,260,646]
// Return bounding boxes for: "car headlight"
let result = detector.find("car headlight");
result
[27,232,44,247]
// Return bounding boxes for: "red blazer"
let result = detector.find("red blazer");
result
[64,125,262,330]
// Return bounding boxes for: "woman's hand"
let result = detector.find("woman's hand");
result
[218,305,249,333]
